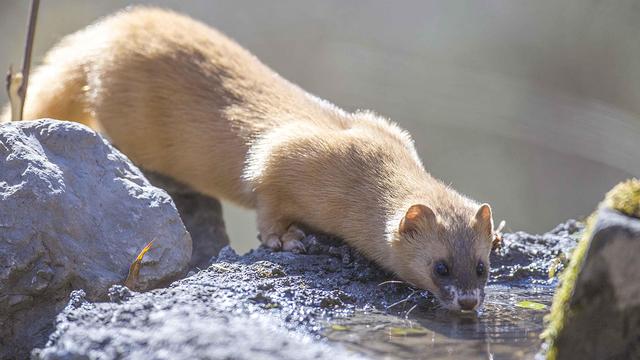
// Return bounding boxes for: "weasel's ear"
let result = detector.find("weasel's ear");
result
[399,204,437,235]
[472,203,494,239]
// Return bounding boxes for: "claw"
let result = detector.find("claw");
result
[281,225,306,253]
[282,239,306,253]
[263,234,282,251]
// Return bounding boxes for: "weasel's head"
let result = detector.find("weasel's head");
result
[390,202,494,312]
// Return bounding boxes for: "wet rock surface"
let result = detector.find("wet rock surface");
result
[34,222,582,359]
[549,209,640,360]
[0,120,191,359]
[491,220,583,282]
[143,172,230,269]
[34,288,364,360]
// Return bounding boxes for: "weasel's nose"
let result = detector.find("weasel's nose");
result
[458,297,478,311]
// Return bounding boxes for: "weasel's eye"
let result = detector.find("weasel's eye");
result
[434,262,449,277]
[476,262,485,277]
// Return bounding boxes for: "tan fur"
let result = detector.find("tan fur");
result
[5,6,495,310]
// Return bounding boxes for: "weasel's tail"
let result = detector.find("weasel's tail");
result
[1,31,96,128]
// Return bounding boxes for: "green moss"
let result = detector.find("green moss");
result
[603,178,640,218]
[541,215,594,360]
[542,178,640,359]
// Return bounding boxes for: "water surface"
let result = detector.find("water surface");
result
[327,284,554,359]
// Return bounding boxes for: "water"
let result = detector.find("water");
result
[318,221,584,360]
[327,284,554,359]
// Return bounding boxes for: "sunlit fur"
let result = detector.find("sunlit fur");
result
[1,7,495,309]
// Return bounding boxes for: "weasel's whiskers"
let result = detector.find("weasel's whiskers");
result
[378,280,410,287]
[386,290,417,310]
[404,303,419,318]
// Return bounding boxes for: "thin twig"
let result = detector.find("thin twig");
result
[6,0,40,121]
[18,0,40,115]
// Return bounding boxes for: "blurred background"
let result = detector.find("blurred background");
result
[2,1,638,253]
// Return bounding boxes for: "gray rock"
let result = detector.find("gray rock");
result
[0,119,192,358]
[492,219,583,282]
[143,172,230,270]
[33,289,365,360]
[551,208,640,360]
[34,223,580,359]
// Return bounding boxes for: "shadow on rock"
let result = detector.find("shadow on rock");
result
[143,171,230,269]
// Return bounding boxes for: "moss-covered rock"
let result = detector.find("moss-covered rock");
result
[543,179,640,360]
[603,178,640,219]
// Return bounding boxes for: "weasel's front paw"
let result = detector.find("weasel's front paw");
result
[281,225,306,253]
[259,225,306,253]
[261,233,282,251]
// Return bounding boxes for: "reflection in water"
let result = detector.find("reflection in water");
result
[326,284,552,359]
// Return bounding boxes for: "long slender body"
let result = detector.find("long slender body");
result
[2,7,495,311]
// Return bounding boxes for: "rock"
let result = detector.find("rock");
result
[33,289,364,360]
[34,223,581,359]
[0,119,192,358]
[543,179,640,360]
[33,242,396,360]
[491,219,583,283]
[143,172,230,269]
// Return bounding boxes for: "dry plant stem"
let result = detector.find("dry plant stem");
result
[5,0,39,121]
[6,67,23,121]
[124,239,156,290]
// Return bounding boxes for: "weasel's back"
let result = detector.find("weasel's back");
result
[11,7,412,208]
[18,6,319,205]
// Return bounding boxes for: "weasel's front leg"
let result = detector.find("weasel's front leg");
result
[256,204,306,253]
[281,224,306,253]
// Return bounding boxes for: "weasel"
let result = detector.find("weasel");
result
[1,7,495,311]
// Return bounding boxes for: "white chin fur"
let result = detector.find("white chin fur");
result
[442,286,482,311]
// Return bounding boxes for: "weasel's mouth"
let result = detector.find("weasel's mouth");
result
[438,287,484,312]
[440,299,483,313]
